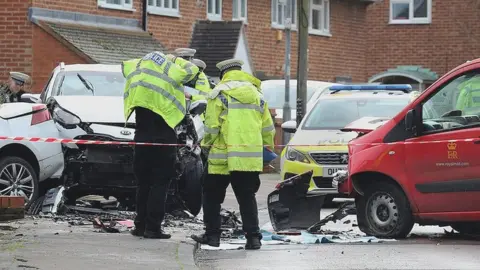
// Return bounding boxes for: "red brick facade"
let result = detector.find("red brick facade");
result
[1,0,372,92]
[366,0,480,80]
[5,0,478,93]
[0,0,32,83]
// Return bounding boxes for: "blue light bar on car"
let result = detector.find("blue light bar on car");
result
[329,84,412,93]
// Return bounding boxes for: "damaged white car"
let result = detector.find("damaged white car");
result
[0,101,64,208]
[30,63,206,215]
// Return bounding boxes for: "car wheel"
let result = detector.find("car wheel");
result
[357,182,414,239]
[451,223,480,235]
[0,156,39,209]
[180,157,203,217]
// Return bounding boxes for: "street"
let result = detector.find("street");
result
[1,173,480,269]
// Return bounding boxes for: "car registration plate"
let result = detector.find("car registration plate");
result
[322,166,347,177]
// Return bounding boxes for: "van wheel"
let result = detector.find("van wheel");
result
[357,182,414,239]
[451,223,480,235]
[0,157,39,209]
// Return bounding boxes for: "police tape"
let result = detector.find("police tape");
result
[0,136,475,147]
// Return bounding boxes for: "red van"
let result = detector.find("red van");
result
[337,59,480,239]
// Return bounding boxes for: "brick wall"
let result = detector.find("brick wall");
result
[2,0,371,90]
[242,1,368,82]
[146,0,369,82]
[31,25,88,92]
[366,0,480,79]
[0,0,33,83]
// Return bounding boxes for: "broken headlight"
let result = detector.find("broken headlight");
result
[285,146,310,163]
[52,106,81,128]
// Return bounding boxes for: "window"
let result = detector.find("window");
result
[56,71,126,97]
[232,0,247,21]
[97,0,133,10]
[310,0,329,34]
[271,0,296,28]
[303,98,410,130]
[147,0,179,16]
[390,0,431,24]
[422,71,480,132]
[207,0,222,21]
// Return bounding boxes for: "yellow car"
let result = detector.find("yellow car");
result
[278,85,427,207]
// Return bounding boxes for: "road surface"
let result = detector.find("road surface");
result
[195,174,480,270]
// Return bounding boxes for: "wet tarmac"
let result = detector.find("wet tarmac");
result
[195,174,480,270]
[1,173,480,269]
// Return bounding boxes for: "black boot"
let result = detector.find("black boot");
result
[191,233,220,247]
[144,229,171,239]
[130,227,145,237]
[245,233,262,250]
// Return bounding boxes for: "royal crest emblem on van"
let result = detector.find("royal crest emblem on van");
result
[120,130,131,136]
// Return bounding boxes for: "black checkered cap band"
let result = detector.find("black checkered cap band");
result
[219,62,242,72]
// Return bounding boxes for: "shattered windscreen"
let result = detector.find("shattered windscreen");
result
[302,97,410,130]
[58,71,126,97]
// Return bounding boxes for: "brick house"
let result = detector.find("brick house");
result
[365,0,480,91]
[0,0,377,92]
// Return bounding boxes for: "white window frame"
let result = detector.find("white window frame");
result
[232,0,247,22]
[207,0,222,21]
[309,0,330,36]
[147,0,180,17]
[97,0,134,11]
[271,0,297,30]
[389,0,432,24]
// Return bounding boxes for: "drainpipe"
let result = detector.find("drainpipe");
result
[142,0,148,31]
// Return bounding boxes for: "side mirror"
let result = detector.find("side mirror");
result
[20,93,40,104]
[189,100,207,116]
[281,120,297,133]
[405,109,414,131]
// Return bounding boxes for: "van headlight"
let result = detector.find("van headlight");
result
[285,147,310,163]
[52,106,81,128]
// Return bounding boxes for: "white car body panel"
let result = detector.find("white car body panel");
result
[0,103,64,182]
[52,96,135,124]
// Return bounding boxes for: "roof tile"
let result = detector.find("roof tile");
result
[46,22,165,64]
[189,20,243,76]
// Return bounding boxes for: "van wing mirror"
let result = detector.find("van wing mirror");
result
[405,109,414,131]
[282,120,297,133]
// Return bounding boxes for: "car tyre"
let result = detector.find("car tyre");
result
[356,182,414,239]
[180,157,203,217]
[0,156,39,210]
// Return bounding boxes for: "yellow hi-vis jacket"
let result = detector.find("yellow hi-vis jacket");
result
[191,71,212,102]
[122,52,199,129]
[456,76,480,111]
[202,70,275,175]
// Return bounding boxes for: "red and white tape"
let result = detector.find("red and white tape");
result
[0,136,476,148]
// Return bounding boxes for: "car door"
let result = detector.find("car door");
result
[404,69,480,213]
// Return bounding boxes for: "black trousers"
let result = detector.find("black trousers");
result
[133,131,177,232]
[203,171,261,236]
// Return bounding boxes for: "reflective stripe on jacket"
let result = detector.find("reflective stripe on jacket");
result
[122,52,199,129]
[203,70,275,175]
[456,76,480,110]
[191,72,212,102]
